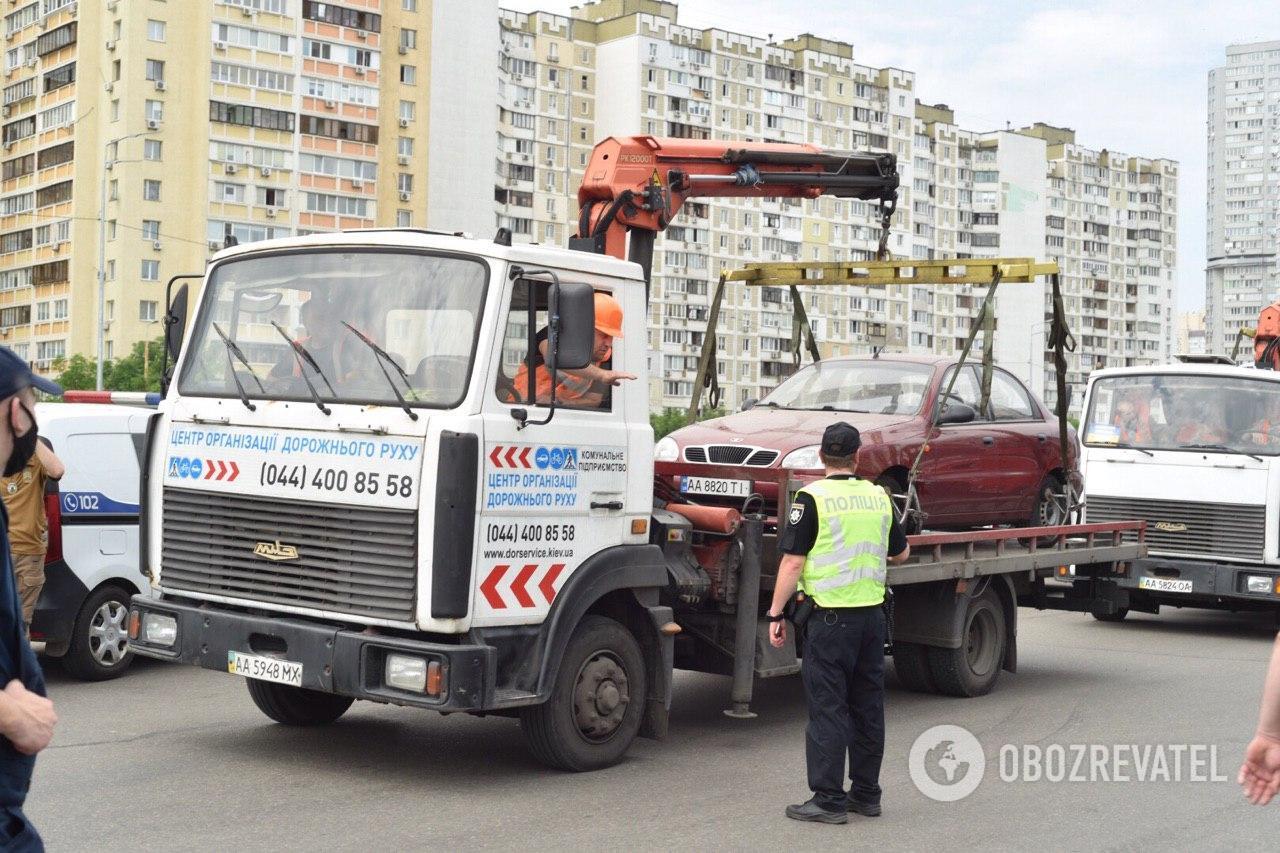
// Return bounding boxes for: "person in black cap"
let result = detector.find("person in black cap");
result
[0,347,60,850]
[766,421,910,824]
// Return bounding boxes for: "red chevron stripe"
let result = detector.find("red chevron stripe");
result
[489,446,503,467]
[204,460,215,479]
[539,563,565,604]
[518,447,532,468]
[504,446,519,467]
[510,564,538,608]
[481,565,509,609]
[228,461,240,481]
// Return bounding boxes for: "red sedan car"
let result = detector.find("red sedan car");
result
[655,355,1080,531]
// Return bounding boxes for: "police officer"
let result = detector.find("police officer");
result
[767,422,910,824]
[0,349,60,849]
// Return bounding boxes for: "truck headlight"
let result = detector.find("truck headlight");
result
[385,654,444,696]
[141,613,178,647]
[782,445,822,470]
[654,436,679,462]
[1246,575,1273,594]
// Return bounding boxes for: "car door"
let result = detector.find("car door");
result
[984,368,1048,518]
[914,365,1002,525]
[474,274,632,629]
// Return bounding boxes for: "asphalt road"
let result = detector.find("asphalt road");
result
[24,606,1280,851]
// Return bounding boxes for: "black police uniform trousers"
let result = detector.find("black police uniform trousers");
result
[801,603,886,811]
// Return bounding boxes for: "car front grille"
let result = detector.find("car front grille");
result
[683,445,779,466]
[161,487,418,623]
[1086,495,1265,562]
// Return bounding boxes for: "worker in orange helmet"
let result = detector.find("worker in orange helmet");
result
[513,292,636,408]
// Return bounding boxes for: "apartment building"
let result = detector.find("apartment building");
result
[496,1,1175,412]
[1205,40,1280,355]
[0,0,494,376]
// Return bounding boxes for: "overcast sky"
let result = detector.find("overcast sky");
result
[500,0,1280,313]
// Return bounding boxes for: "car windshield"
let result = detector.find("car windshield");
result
[761,360,933,415]
[178,249,488,408]
[1084,373,1280,456]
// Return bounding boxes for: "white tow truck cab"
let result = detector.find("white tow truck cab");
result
[1079,356,1280,618]
[129,230,671,769]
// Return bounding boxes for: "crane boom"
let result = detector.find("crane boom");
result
[569,136,899,285]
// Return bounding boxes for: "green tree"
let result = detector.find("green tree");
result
[650,406,727,439]
[53,353,100,392]
[52,337,166,393]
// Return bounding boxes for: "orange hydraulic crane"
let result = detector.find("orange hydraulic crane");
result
[569,136,899,286]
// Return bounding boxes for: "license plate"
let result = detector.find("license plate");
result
[227,651,303,686]
[1138,576,1193,593]
[680,476,751,498]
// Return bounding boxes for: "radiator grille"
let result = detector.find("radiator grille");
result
[683,445,779,466]
[1086,495,1265,562]
[161,487,418,622]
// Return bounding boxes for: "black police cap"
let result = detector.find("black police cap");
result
[821,421,861,455]
[0,347,62,400]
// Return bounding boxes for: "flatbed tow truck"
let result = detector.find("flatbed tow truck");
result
[127,136,1145,770]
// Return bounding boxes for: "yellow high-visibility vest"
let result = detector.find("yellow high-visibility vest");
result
[797,477,891,608]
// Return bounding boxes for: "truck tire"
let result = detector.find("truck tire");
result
[520,615,646,772]
[891,642,936,693]
[1092,607,1129,623]
[62,585,134,681]
[927,587,1006,697]
[246,679,354,725]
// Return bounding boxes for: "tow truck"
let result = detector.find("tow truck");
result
[127,136,1145,770]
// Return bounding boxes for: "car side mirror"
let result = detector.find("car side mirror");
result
[741,398,758,412]
[937,402,976,425]
[552,282,595,371]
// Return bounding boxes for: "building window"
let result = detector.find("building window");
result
[397,173,413,193]
[141,259,160,281]
[209,100,296,132]
[141,220,160,240]
[35,180,71,207]
[35,302,49,323]
[396,209,411,227]
[139,300,158,322]
[402,0,417,9]
[145,59,164,83]
[397,136,413,157]
[145,100,163,123]
[400,29,416,50]
[35,21,76,56]
[42,62,75,93]
[398,100,414,121]
[147,20,166,42]
[107,220,117,240]
[400,64,415,85]
[297,114,378,143]
[106,260,115,281]
[143,179,161,201]
[301,1,382,31]
[143,139,162,161]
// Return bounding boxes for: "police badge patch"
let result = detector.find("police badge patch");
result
[788,503,804,525]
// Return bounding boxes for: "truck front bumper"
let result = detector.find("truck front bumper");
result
[128,596,495,711]
[1118,557,1280,608]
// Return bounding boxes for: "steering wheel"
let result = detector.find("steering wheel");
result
[495,373,520,404]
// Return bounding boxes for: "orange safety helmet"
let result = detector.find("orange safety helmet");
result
[594,292,624,338]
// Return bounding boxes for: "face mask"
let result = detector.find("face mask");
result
[4,403,37,477]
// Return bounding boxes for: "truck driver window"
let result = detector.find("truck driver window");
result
[496,280,616,412]
[178,250,486,409]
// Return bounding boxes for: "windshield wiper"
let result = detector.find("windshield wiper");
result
[211,322,263,411]
[270,321,333,416]
[340,322,419,421]
[1112,441,1154,457]
[798,405,871,413]
[1180,443,1263,463]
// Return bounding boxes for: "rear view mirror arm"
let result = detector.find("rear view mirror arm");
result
[508,266,563,430]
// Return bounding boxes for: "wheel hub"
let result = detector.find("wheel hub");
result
[88,601,129,666]
[573,652,629,743]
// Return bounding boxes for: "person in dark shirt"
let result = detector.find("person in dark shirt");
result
[0,348,60,850]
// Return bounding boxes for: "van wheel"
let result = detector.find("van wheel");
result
[246,679,354,725]
[927,587,1006,697]
[62,585,134,681]
[520,615,646,771]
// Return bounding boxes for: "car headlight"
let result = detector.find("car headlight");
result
[654,436,679,462]
[782,445,822,470]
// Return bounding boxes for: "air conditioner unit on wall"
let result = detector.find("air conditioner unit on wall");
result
[265,207,276,218]
[399,191,410,201]
[224,163,238,174]
[146,119,160,130]
[398,118,409,128]
[152,240,162,251]
[154,80,166,92]
[397,155,410,166]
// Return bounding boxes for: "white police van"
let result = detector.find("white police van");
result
[32,396,156,679]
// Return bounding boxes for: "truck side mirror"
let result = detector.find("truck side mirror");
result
[165,283,189,363]
[553,282,595,371]
[937,402,976,425]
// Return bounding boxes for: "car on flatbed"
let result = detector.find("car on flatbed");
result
[655,354,1081,531]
